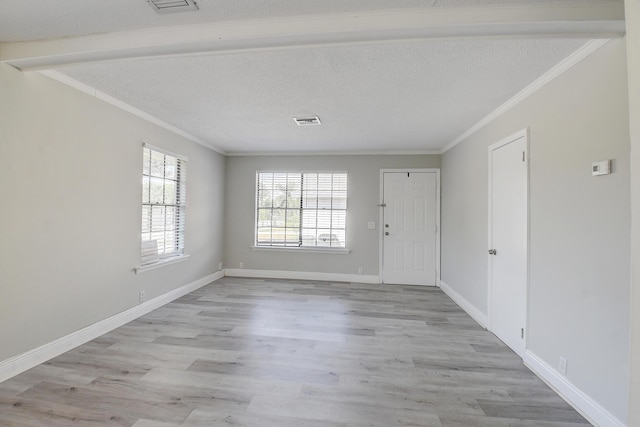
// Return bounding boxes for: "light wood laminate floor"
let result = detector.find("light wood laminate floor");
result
[0,277,590,426]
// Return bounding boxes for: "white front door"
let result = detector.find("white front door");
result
[488,131,528,356]
[382,171,438,286]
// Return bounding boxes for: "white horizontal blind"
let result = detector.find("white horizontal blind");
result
[141,145,187,264]
[256,172,347,248]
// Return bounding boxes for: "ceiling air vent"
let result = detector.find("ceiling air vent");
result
[147,0,198,13]
[293,116,322,126]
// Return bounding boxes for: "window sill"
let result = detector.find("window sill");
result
[251,246,350,255]
[135,254,190,274]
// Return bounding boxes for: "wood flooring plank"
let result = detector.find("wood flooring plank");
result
[0,365,97,395]
[299,383,486,417]
[439,413,591,427]
[15,381,194,425]
[130,421,182,427]
[247,393,443,426]
[88,375,252,410]
[477,399,591,424]
[231,326,347,343]
[188,359,339,386]
[0,393,134,426]
[184,405,378,427]
[141,367,302,397]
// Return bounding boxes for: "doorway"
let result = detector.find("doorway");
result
[488,129,529,356]
[380,169,440,286]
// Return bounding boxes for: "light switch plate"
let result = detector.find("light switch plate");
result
[592,160,611,176]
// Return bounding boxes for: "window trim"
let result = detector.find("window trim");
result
[135,254,190,274]
[250,246,350,254]
[138,143,189,271]
[254,170,348,250]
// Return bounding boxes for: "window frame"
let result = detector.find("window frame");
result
[254,170,348,252]
[137,143,188,273]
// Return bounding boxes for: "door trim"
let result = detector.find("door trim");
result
[487,128,530,356]
[379,168,441,285]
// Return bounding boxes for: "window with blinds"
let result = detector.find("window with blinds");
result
[256,172,347,248]
[141,144,187,264]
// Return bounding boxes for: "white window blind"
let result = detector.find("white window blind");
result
[141,145,187,264]
[256,172,347,248]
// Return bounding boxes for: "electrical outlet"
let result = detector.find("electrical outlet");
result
[139,291,145,303]
[358,267,363,275]
[558,356,568,375]
[239,262,244,269]
[218,262,223,271]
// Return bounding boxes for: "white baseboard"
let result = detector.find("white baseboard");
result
[224,268,380,284]
[524,351,626,427]
[439,280,488,328]
[0,270,223,384]
[438,280,626,426]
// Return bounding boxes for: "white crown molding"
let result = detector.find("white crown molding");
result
[439,280,489,329]
[226,150,441,157]
[1,4,624,70]
[38,70,226,155]
[440,39,610,154]
[224,268,380,284]
[0,271,223,384]
[524,350,626,427]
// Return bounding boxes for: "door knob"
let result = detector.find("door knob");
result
[385,232,390,236]
[488,249,497,255]
[385,224,389,228]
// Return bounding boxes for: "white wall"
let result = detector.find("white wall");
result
[441,39,630,423]
[627,0,640,424]
[0,64,225,362]
[224,155,439,277]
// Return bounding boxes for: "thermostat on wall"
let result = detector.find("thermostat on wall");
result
[592,160,611,176]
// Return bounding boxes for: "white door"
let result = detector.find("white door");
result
[382,172,437,286]
[488,131,528,356]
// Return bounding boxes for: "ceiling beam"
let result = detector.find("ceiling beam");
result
[0,3,625,70]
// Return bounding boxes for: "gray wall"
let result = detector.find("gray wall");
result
[224,155,439,276]
[441,39,630,422]
[627,0,640,422]
[0,64,225,362]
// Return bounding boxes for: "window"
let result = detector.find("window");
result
[256,172,347,248]
[141,144,187,264]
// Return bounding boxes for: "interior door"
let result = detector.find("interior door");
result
[382,172,437,286]
[488,132,528,356]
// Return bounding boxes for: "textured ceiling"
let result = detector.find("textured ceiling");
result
[0,1,616,153]
[59,38,587,153]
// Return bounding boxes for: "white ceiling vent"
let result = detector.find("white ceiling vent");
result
[293,116,322,126]
[147,0,198,14]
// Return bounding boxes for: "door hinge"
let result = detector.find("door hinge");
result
[521,328,524,339]
[522,151,525,162]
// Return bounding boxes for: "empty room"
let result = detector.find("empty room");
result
[1,1,639,426]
